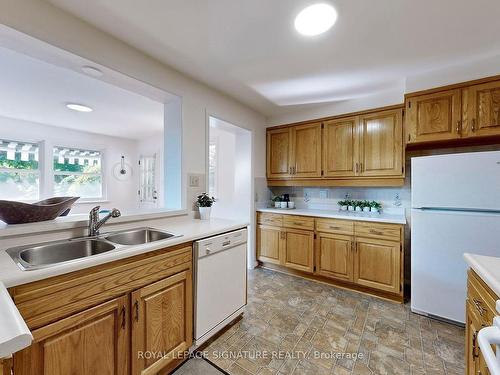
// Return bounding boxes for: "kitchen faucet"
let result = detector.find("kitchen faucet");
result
[88,206,121,236]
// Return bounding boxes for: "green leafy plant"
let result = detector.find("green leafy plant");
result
[272,196,282,202]
[337,199,348,206]
[361,200,370,208]
[196,192,216,207]
[370,201,382,211]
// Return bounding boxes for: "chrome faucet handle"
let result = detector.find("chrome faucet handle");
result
[110,208,121,218]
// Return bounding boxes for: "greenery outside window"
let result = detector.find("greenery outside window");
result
[0,139,40,201]
[53,147,103,200]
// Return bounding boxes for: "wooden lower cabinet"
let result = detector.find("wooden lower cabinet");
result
[9,243,195,375]
[257,213,405,301]
[354,237,401,294]
[283,228,314,273]
[131,270,193,375]
[13,296,129,375]
[315,233,353,282]
[256,224,282,265]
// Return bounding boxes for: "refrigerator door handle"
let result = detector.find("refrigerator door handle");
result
[478,317,500,375]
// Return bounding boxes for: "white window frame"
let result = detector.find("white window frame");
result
[208,138,219,198]
[52,145,107,202]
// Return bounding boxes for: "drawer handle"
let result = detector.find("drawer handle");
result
[369,229,384,235]
[329,226,341,230]
[293,222,304,226]
[121,306,126,330]
[134,301,140,322]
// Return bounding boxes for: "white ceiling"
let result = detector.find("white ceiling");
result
[47,0,500,116]
[0,45,165,140]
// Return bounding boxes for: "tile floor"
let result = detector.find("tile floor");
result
[204,268,465,375]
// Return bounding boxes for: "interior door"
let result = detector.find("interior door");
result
[467,80,500,137]
[406,89,462,143]
[267,128,292,178]
[315,232,354,281]
[283,228,314,273]
[322,117,358,177]
[13,296,129,375]
[358,109,403,177]
[354,237,400,293]
[290,122,322,178]
[256,224,283,265]
[131,271,192,375]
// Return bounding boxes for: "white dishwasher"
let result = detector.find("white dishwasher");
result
[194,228,247,347]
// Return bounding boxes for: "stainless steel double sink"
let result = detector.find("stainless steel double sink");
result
[7,227,181,271]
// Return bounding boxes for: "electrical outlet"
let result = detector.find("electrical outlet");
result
[188,174,200,188]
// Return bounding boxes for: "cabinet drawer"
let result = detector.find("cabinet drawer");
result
[315,218,354,235]
[283,215,314,230]
[257,212,283,226]
[467,270,497,324]
[355,222,402,241]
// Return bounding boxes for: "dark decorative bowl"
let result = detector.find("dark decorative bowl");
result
[0,197,80,224]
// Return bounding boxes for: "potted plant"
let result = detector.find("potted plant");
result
[354,201,363,212]
[196,193,216,220]
[370,201,382,213]
[272,196,281,208]
[347,200,355,211]
[338,200,348,211]
[362,200,371,212]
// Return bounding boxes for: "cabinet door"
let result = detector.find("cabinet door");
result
[354,237,400,293]
[283,228,314,273]
[322,117,358,177]
[267,128,292,178]
[405,89,462,143]
[358,109,403,177]
[257,224,283,265]
[131,270,192,375]
[315,233,354,282]
[290,122,322,178]
[13,296,129,375]
[466,302,479,375]
[466,80,500,137]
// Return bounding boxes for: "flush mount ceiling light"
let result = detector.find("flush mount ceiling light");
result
[66,103,93,112]
[81,65,103,77]
[294,3,337,36]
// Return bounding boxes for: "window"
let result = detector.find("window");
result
[53,147,103,199]
[0,139,40,201]
[208,141,218,197]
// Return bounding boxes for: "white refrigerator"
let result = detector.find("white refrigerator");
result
[411,151,500,324]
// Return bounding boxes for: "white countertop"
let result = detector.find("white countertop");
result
[257,207,407,225]
[464,253,500,312]
[0,216,248,288]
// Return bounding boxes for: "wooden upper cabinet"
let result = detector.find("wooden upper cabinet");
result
[315,232,353,282]
[290,122,322,178]
[267,128,292,178]
[131,271,192,375]
[283,228,314,273]
[354,237,400,294]
[358,109,403,177]
[405,89,462,143]
[466,80,500,137]
[13,296,129,375]
[322,117,358,177]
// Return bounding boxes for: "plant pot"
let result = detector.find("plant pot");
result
[355,207,362,212]
[199,207,211,220]
[363,207,370,212]
[280,202,287,209]
[287,201,295,209]
[339,205,348,211]
[348,206,355,211]
[274,202,281,208]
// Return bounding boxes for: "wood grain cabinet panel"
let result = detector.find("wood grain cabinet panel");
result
[13,296,129,375]
[267,128,292,178]
[322,117,358,177]
[315,233,353,282]
[283,228,314,273]
[290,122,322,178]
[131,270,192,375]
[466,80,500,137]
[256,225,283,265]
[406,89,462,143]
[354,238,400,294]
[358,109,403,177]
